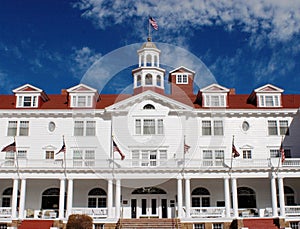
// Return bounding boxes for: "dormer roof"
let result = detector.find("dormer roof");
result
[66,83,98,94]
[200,83,230,93]
[254,84,284,93]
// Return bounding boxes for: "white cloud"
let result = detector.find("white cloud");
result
[70,46,102,79]
[74,0,300,45]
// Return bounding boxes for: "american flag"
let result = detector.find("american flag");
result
[56,139,66,155]
[184,143,190,153]
[149,16,158,30]
[1,140,16,153]
[280,141,285,163]
[113,140,125,160]
[232,142,240,158]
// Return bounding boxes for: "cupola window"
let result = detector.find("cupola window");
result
[145,74,153,85]
[156,75,161,86]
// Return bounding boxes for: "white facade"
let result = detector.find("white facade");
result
[1,41,300,228]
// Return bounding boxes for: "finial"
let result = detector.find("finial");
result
[147,37,151,42]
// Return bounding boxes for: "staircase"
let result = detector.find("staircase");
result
[18,220,54,229]
[243,218,280,229]
[116,218,181,229]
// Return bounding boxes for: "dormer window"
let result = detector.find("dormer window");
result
[258,94,280,107]
[176,74,188,84]
[204,94,226,107]
[71,95,92,108]
[17,95,38,108]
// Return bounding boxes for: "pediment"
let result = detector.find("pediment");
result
[240,144,253,149]
[169,66,195,75]
[106,90,193,112]
[67,83,97,93]
[200,83,230,93]
[13,84,43,93]
[254,84,283,93]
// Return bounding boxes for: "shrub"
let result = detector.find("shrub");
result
[66,214,93,229]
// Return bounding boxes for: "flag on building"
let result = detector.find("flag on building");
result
[113,140,125,160]
[1,140,16,153]
[232,138,240,158]
[56,138,66,155]
[184,142,190,153]
[280,140,285,163]
[149,16,158,30]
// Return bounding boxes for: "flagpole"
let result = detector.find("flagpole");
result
[276,135,284,174]
[14,136,20,178]
[183,135,186,171]
[148,16,151,41]
[230,135,234,171]
[63,135,67,177]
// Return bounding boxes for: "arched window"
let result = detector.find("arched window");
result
[132,187,166,194]
[2,187,20,207]
[154,55,158,67]
[192,187,210,207]
[237,187,256,208]
[137,75,141,87]
[88,188,107,208]
[146,54,152,66]
[145,74,153,85]
[42,188,61,209]
[143,104,155,110]
[156,75,161,86]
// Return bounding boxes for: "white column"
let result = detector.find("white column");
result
[115,179,121,219]
[278,177,285,217]
[66,179,73,218]
[107,179,113,218]
[59,179,66,219]
[231,178,238,218]
[11,179,19,219]
[224,177,231,218]
[19,179,26,219]
[185,178,191,218]
[177,178,183,218]
[271,174,278,217]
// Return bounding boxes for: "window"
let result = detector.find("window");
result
[243,150,252,159]
[131,150,167,167]
[88,188,106,208]
[7,121,29,136]
[268,121,278,135]
[46,151,54,159]
[2,187,20,208]
[213,224,223,229]
[19,121,29,136]
[94,224,104,229]
[279,120,289,135]
[73,149,95,167]
[176,74,188,84]
[137,75,141,87]
[145,74,153,85]
[7,121,17,136]
[259,94,280,107]
[192,187,210,207]
[156,75,162,86]
[17,95,38,108]
[204,95,226,107]
[74,120,96,136]
[17,150,27,159]
[71,95,92,107]
[202,121,211,136]
[290,222,299,229]
[202,150,224,166]
[194,224,205,229]
[268,120,289,136]
[213,121,223,135]
[135,119,164,135]
[202,120,224,136]
[143,104,155,109]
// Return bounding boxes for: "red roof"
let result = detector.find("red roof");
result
[1,93,300,110]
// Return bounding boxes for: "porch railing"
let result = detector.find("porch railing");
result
[285,206,300,217]
[0,207,11,218]
[190,207,225,218]
[71,208,108,218]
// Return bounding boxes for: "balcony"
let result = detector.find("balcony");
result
[1,158,300,171]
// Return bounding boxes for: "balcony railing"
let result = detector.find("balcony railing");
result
[0,207,11,218]
[1,158,300,171]
[71,208,108,218]
[285,206,300,217]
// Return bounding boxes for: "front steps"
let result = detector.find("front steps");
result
[18,220,54,229]
[116,218,182,229]
[243,218,280,229]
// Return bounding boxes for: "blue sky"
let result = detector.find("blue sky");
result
[1,0,300,95]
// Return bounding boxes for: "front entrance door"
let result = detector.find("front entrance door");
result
[141,198,158,217]
[131,199,137,218]
[161,199,167,218]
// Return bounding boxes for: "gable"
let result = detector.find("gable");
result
[200,83,230,93]
[106,90,193,112]
[169,66,195,74]
[254,84,283,93]
[13,84,43,93]
[67,83,97,93]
